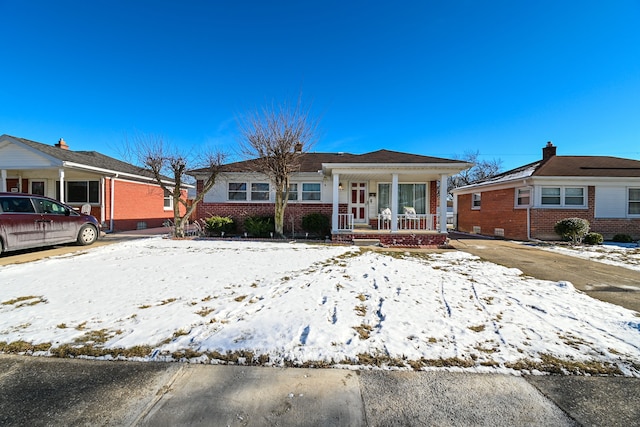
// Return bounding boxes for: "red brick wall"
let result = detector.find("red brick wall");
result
[458,186,640,241]
[104,179,187,232]
[196,201,346,234]
[457,189,530,240]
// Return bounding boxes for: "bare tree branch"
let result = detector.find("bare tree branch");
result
[448,150,503,194]
[237,96,320,237]
[124,133,226,238]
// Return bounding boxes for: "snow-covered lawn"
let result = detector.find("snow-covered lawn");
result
[1,238,639,376]
[538,242,640,272]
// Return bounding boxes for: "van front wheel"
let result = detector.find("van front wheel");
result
[77,225,98,246]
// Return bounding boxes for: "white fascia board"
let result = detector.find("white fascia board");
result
[63,161,191,188]
[532,176,640,186]
[324,162,470,175]
[452,178,532,195]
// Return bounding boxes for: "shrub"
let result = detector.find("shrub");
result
[553,217,590,244]
[612,234,633,243]
[244,216,275,238]
[301,213,331,237]
[204,216,235,236]
[583,232,604,245]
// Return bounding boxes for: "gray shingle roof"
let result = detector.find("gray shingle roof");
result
[194,149,466,174]
[9,135,169,182]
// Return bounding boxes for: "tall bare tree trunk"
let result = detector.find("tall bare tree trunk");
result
[274,189,286,238]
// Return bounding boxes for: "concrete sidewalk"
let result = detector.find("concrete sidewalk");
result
[6,354,638,426]
[2,354,639,426]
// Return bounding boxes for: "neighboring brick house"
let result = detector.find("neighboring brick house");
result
[191,149,470,245]
[452,142,640,241]
[0,134,188,232]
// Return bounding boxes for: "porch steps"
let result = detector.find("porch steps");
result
[352,238,381,246]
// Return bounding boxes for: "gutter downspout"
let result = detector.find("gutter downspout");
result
[108,175,118,233]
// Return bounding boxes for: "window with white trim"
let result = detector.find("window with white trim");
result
[515,187,531,207]
[164,189,173,210]
[629,188,640,215]
[287,183,298,201]
[541,186,586,207]
[228,182,247,200]
[377,183,426,214]
[472,193,481,209]
[251,183,270,200]
[302,183,321,201]
[56,180,100,203]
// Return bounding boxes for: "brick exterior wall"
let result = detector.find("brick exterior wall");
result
[104,179,187,232]
[196,201,346,234]
[457,189,529,240]
[458,186,640,241]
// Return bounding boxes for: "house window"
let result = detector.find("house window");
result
[287,183,298,201]
[31,181,45,196]
[629,188,640,215]
[565,187,585,205]
[228,182,247,200]
[541,187,561,205]
[302,183,321,201]
[377,183,426,214]
[164,189,173,210]
[516,188,531,207]
[472,193,481,210]
[56,181,100,203]
[541,186,586,207]
[251,183,270,200]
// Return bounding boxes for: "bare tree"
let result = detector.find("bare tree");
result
[448,150,502,194]
[127,134,226,238]
[238,97,320,237]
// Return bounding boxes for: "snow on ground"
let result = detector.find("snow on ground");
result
[538,242,640,272]
[1,238,639,376]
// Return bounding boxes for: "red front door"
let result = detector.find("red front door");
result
[350,182,367,223]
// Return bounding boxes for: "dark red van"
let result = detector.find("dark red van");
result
[0,193,100,253]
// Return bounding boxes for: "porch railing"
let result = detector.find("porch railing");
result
[378,214,436,231]
[336,213,354,231]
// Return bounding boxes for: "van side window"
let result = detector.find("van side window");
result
[0,197,36,213]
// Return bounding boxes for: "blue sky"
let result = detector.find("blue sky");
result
[2,0,639,171]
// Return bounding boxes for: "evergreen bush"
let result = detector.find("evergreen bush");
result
[244,215,275,238]
[204,216,235,236]
[301,213,331,237]
[612,234,633,243]
[553,217,590,244]
[583,232,603,245]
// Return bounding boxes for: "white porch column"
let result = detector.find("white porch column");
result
[58,169,65,203]
[391,173,398,232]
[439,174,448,233]
[0,170,6,192]
[332,173,340,232]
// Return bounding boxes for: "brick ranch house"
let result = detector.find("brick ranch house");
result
[452,142,640,241]
[191,149,470,246]
[0,134,188,232]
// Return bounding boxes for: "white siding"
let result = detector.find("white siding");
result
[0,143,56,168]
[595,186,626,218]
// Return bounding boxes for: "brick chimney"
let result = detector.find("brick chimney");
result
[542,141,556,161]
[294,142,303,153]
[55,138,69,150]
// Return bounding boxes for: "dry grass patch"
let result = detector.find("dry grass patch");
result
[2,295,47,307]
[353,324,373,340]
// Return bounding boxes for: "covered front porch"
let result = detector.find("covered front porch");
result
[324,163,456,247]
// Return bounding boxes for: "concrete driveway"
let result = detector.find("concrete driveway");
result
[449,234,640,313]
